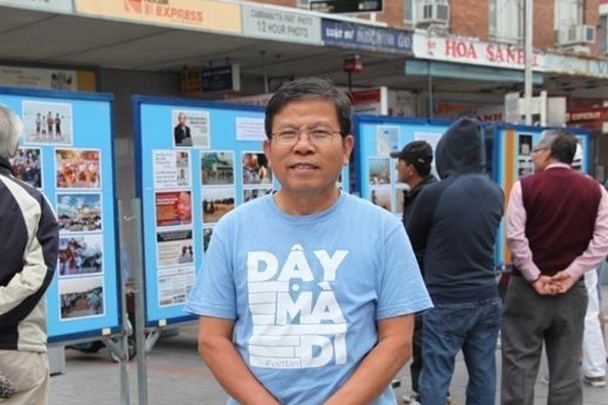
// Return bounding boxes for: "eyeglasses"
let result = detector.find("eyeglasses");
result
[531,147,545,153]
[271,128,342,147]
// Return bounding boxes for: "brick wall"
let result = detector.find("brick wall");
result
[449,0,488,38]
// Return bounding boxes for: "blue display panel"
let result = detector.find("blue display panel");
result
[352,115,503,270]
[492,123,590,267]
[0,87,120,342]
[133,96,352,326]
[352,115,454,213]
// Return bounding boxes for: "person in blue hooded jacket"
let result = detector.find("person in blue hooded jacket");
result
[406,117,504,405]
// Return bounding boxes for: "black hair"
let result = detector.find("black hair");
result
[544,129,577,165]
[412,161,432,177]
[264,77,351,138]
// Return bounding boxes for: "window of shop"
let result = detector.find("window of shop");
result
[600,15,607,54]
[554,0,582,30]
[489,0,523,44]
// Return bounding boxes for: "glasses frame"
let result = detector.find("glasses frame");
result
[270,128,343,147]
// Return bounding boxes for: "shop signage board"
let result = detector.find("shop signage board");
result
[242,4,322,45]
[310,0,383,13]
[74,0,241,34]
[321,19,412,54]
[0,87,120,343]
[413,31,546,71]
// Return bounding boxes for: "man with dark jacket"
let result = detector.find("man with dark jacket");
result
[501,129,608,405]
[407,118,504,405]
[391,140,437,404]
[392,140,437,226]
[0,104,59,404]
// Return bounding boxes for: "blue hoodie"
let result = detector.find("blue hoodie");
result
[406,118,504,304]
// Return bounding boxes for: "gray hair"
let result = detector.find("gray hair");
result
[0,104,23,160]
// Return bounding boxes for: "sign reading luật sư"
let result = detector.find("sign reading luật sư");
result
[242,4,322,45]
[0,0,73,13]
[321,19,412,54]
[74,0,241,34]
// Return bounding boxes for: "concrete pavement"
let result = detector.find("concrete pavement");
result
[50,286,608,405]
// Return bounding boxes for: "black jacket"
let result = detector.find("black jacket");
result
[406,118,504,304]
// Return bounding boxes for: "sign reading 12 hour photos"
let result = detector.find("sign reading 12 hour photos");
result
[0,87,119,342]
[136,97,274,325]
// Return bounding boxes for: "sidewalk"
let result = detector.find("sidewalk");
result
[50,286,608,405]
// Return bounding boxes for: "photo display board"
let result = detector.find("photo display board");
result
[493,123,590,267]
[352,115,455,215]
[134,95,352,326]
[352,115,502,268]
[0,87,120,343]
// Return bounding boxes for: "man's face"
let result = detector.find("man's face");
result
[178,114,187,126]
[176,192,192,221]
[396,159,415,186]
[263,98,353,198]
[531,142,551,173]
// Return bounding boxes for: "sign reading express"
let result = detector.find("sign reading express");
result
[321,19,412,54]
[241,4,322,45]
[74,0,241,34]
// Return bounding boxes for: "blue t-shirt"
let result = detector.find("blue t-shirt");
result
[185,192,432,405]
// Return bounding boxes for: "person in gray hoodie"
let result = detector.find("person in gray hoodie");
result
[406,117,504,405]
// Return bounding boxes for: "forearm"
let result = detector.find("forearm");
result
[323,334,411,405]
[200,335,280,405]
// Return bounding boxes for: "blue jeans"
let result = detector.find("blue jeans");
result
[420,297,502,405]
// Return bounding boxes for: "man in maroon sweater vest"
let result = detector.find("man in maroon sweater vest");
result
[501,130,608,405]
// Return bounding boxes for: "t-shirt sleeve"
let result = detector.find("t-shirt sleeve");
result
[376,222,433,320]
[184,226,236,320]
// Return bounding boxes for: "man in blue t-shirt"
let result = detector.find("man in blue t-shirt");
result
[185,77,432,405]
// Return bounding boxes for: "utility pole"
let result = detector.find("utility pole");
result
[524,0,533,125]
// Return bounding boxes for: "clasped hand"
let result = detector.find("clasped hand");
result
[531,271,576,296]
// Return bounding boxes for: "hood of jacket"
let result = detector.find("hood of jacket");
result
[435,117,486,179]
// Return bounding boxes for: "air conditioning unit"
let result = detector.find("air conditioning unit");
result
[556,25,596,46]
[417,2,449,27]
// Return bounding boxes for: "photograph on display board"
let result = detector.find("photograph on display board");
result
[242,152,272,185]
[243,187,272,203]
[153,150,191,189]
[518,134,533,156]
[155,190,192,227]
[58,234,103,277]
[369,157,391,185]
[55,148,101,189]
[156,229,194,268]
[172,110,210,149]
[59,276,104,320]
[202,187,235,224]
[9,147,42,189]
[158,266,195,307]
[203,227,213,253]
[376,126,400,156]
[395,187,406,216]
[201,151,235,186]
[369,187,392,212]
[57,193,102,233]
[517,157,534,178]
[22,100,73,145]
